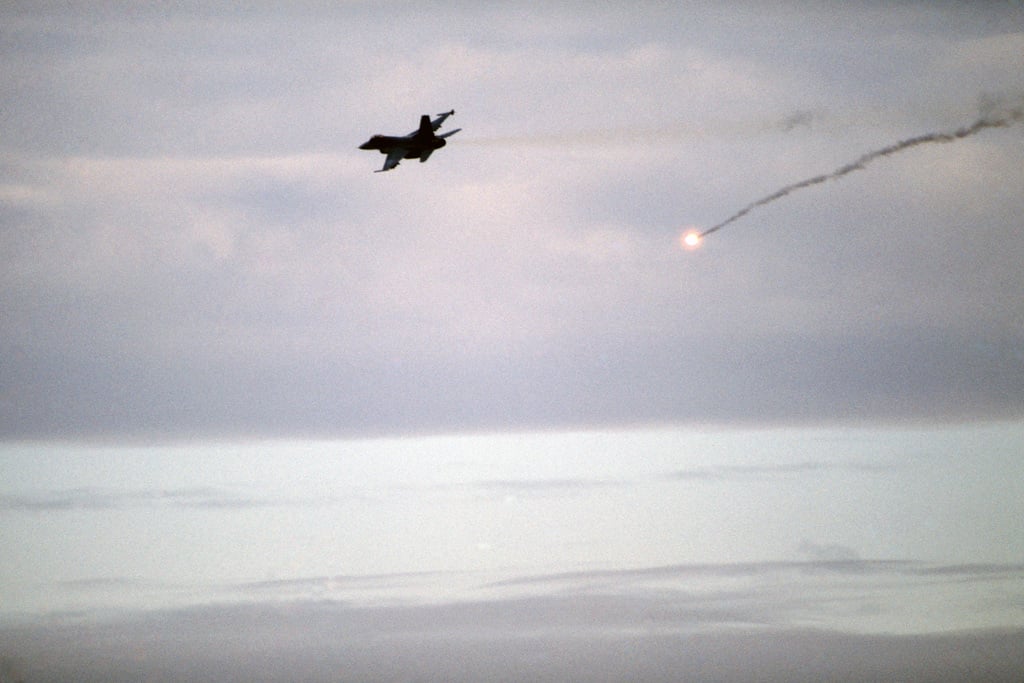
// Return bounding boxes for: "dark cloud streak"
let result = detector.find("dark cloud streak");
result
[0,486,273,512]
[663,458,892,482]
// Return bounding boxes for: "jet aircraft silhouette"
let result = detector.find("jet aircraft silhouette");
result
[359,110,461,172]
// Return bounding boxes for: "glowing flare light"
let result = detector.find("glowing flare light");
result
[681,230,702,250]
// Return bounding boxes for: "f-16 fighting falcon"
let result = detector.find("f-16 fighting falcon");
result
[359,110,461,172]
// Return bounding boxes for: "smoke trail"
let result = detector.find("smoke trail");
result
[699,103,1023,238]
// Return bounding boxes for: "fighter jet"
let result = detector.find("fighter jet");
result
[359,110,461,172]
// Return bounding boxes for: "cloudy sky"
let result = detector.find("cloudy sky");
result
[2,1,1022,440]
[2,5,1024,678]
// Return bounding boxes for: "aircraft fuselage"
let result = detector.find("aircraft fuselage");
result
[358,133,445,159]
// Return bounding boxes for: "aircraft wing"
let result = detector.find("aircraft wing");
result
[430,110,455,131]
[377,148,405,172]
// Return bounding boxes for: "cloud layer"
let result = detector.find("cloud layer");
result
[3,561,1024,682]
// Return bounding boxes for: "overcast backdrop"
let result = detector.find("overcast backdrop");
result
[2,2,1023,440]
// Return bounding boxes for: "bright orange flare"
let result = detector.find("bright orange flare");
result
[681,230,702,250]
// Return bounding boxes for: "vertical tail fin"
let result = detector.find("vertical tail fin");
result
[417,115,433,137]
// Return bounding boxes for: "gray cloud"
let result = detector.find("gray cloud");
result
[3,560,1024,682]
[3,321,1022,440]
[798,539,862,562]
[0,486,272,512]
[485,559,924,589]
[663,457,894,482]
[468,477,630,497]
[236,570,444,595]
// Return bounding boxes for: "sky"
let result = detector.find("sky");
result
[2,3,1024,680]
[2,1,1022,440]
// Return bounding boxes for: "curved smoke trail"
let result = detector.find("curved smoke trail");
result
[699,103,1023,238]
